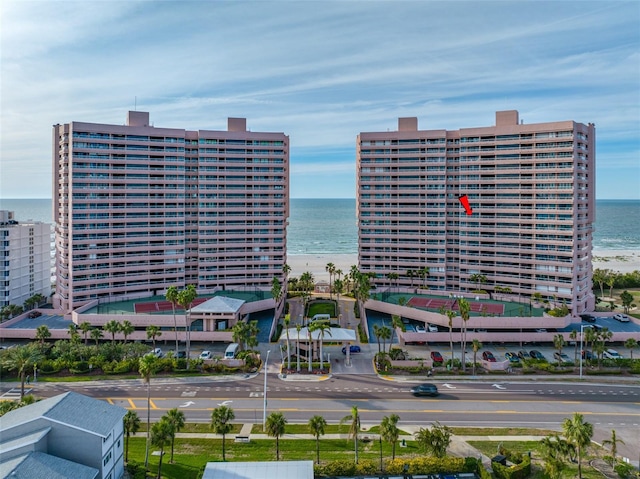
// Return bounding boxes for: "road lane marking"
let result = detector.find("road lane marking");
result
[150,400,158,410]
[106,398,114,405]
[127,398,136,409]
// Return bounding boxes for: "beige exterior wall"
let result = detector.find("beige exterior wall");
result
[53,112,289,313]
[357,111,595,315]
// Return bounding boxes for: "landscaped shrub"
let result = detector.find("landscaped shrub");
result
[385,456,466,475]
[69,360,90,374]
[125,460,147,479]
[270,323,283,342]
[314,459,356,476]
[355,459,378,474]
[492,452,531,479]
[37,359,61,374]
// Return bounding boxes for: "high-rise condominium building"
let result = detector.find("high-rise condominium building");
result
[0,210,51,308]
[53,111,289,313]
[357,110,595,314]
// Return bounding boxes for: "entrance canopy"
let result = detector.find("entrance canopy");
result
[279,326,356,343]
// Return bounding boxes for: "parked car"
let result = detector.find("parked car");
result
[28,311,42,318]
[554,352,571,363]
[580,314,596,323]
[535,328,548,333]
[581,350,593,360]
[173,350,187,359]
[342,345,361,354]
[603,349,622,360]
[410,383,439,397]
[529,350,546,360]
[199,351,213,360]
[505,352,520,363]
[430,351,444,363]
[613,313,630,323]
[517,350,529,359]
[415,324,426,333]
[427,323,439,332]
[148,347,163,358]
[482,351,496,362]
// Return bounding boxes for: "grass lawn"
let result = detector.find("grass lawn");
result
[128,436,423,479]
[467,440,606,479]
[307,301,337,318]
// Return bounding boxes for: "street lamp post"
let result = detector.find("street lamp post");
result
[263,349,271,431]
[579,324,586,380]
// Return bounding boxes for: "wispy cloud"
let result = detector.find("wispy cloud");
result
[1,0,638,198]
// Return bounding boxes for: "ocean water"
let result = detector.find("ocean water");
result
[1,198,638,253]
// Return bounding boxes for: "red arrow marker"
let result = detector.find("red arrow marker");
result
[458,195,473,215]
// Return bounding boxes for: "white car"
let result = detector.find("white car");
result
[427,323,438,332]
[613,313,630,323]
[603,349,622,360]
[415,324,426,333]
[148,347,163,358]
[199,351,213,360]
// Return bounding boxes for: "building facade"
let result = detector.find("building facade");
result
[356,111,595,314]
[53,111,289,313]
[0,210,51,308]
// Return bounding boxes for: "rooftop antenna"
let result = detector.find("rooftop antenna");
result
[134,96,137,111]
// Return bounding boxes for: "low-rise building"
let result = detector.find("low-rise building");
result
[0,391,126,479]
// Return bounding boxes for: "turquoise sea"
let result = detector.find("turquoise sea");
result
[0,198,638,253]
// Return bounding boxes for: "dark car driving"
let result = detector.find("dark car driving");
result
[342,345,361,354]
[411,383,439,397]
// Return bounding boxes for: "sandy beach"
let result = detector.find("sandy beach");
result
[286,249,639,282]
[287,254,357,282]
[592,249,640,273]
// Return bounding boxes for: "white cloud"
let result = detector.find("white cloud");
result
[1,0,638,198]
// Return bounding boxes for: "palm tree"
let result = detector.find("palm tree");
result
[265,412,287,461]
[414,422,451,458]
[602,429,624,463]
[307,323,314,373]
[271,277,283,309]
[390,314,404,346]
[326,262,335,300]
[150,418,173,479]
[1,344,42,400]
[624,338,637,360]
[177,285,197,369]
[309,319,332,370]
[553,334,565,362]
[123,410,141,463]
[146,325,162,350]
[419,266,430,289]
[378,325,392,355]
[562,412,593,479]
[308,414,327,464]
[139,354,157,468]
[295,323,302,372]
[406,269,415,290]
[103,320,121,344]
[471,339,482,376]
[68,323,80,343]
[380,414,400,460]
[373,324,382,354]
[90,327,103,346]
[35,324,51,344]
[282,263,291,279]
[605,271,618,299]
[540,434,573,479]
[592,268,608,299]
[458,298,471,371]
[584,326,597,359]
[569,330,578,363]
[120,320,134,344]
[210,405,235,461]
[165,408,185,463]
[283,314,291,370]
[334,278,344,317]
[341,405,361,464]
[79,321,92,346]
[165,286,180,353]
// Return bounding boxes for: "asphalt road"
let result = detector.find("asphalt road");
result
[6,373,640,464]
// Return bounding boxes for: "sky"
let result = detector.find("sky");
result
[1,0,639,199]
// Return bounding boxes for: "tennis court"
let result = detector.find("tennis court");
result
[134,297,208,314]
[407,296,504,315]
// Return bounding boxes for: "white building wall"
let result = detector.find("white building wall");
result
[0,211,51,308]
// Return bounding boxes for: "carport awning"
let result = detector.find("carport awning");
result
[279,327,356,342]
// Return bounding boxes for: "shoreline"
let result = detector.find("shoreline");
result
[286,250,640,281]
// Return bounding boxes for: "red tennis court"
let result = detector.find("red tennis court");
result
[134,297,208,314]
[407,296,504,315]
